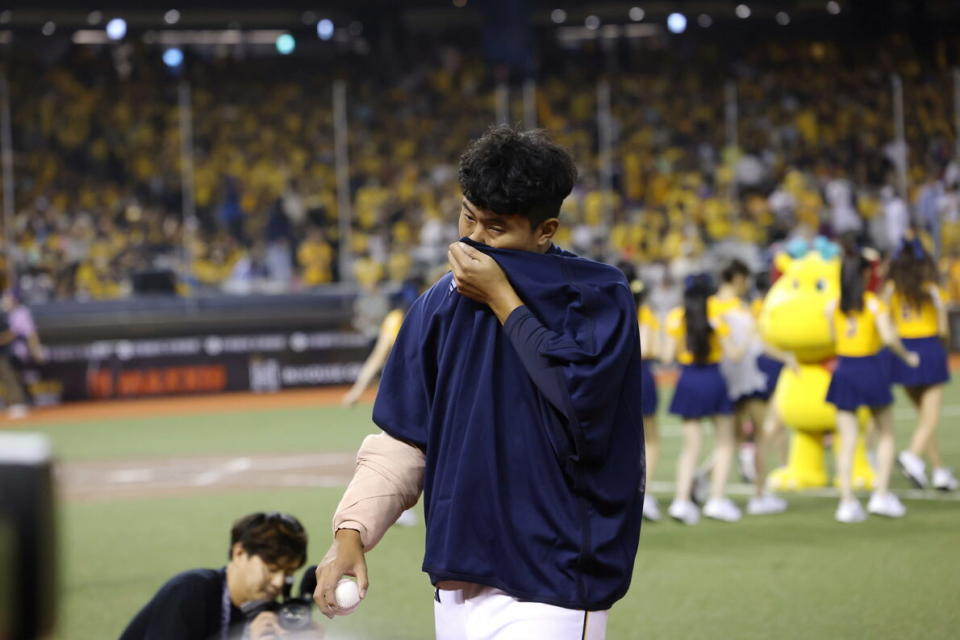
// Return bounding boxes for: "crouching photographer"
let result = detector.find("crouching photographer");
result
[120,512,323,639]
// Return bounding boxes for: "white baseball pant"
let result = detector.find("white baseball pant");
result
[434,584,608,640]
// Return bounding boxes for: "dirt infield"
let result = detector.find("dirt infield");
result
[1,386,377,427]
[57,452,358,503]
[2,386,374,503]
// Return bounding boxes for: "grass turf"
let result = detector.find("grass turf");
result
[10,382,960,639]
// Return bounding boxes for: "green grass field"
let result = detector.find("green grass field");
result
[11,381,960,640]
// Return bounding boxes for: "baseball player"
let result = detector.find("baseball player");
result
[314,126,645,639]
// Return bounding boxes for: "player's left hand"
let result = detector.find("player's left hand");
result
[448,242,523,322]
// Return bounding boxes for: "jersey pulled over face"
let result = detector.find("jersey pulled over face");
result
[458,198,554,253]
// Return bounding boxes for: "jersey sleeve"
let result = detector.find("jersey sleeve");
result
[503,280,642,466]
[371,286,439,452]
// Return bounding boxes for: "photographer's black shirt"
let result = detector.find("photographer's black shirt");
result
[119,568,244,640]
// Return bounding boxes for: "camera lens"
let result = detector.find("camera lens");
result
[278,601,312,631]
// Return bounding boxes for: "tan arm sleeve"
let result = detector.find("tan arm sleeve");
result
[332,432,425,552]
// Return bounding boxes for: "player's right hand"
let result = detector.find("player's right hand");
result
[314,528,368,619]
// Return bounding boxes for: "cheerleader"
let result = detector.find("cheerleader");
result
[826,251,919,523]
[619,262,663,520]
[663,274,745,525]
[884,237,958,491]
[712,260,790,515]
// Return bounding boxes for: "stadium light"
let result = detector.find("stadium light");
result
[735,4,751,19]
[698,14,713,28]
[276,33,296,54]
[550,9,567,24]
[317,18,334,40]
[106,18,127,40]
[629,7,645,22]
[163,47,183,68]
[87,11,102,25]
[776,11,790,26]
[826,1,841,15]
[0,11,10,25]
[585,15,600,30]
[164,10,181,25]
[667,12,687,34]
[42,21,55,36]
[453,0,468,7]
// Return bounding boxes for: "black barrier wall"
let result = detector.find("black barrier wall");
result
[26,291,376,404]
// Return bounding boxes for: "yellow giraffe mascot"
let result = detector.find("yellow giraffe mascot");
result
[759,237,875,489]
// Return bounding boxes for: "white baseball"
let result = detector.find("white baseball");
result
[334,577,361,613]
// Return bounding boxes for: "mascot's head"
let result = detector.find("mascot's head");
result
[759,237,840,363]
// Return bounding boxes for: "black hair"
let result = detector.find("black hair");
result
[721,259,750,284]
[229,512,308,568]
[684,273,715,365]
[458,125,578,229]
[753,271,771,295]
[888,238,937,311]
[617,261,647,307]
[839,251,870,314]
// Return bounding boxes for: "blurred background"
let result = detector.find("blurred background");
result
[1,3,960,639]
[2,1,960,405]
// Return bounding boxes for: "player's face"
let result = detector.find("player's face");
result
[458,198,557,253]
[228,544,297,605]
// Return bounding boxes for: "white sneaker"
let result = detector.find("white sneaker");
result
[703,497,742,522]
[642,494,662,521]
[738,446,757,483]
[932,468,959,491]
[835,499,866,523]
[668,498,700,525]
[867,492,906,518]
[6,404,28,420]
[690,469,710,506]
[897,450,928,488]
[394,509,418,527]
[747,493,787,516]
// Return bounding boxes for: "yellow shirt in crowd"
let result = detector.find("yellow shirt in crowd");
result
[890,284,941,339]
[831,292,886,357]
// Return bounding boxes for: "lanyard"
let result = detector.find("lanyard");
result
[220,577,232,640]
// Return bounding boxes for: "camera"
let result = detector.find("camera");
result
[242,564,317,632]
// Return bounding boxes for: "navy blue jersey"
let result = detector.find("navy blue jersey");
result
[373,240,644,611]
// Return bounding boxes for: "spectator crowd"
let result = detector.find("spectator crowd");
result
[6,31,960,308]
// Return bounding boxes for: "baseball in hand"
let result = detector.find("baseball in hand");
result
[335,577,361,613]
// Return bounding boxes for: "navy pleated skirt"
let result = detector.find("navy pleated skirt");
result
[756,354,784,400]
[825,354,893,411]
[891,336,950,388]
[640,359,659,417]
[669,363,734,419]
